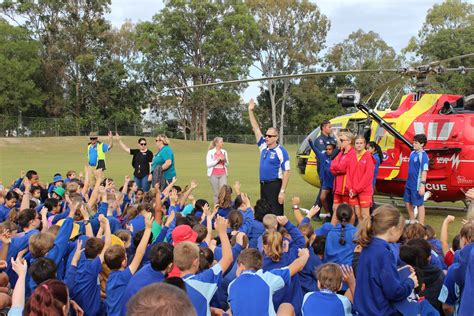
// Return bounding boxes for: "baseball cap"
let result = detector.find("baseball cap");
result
[172,225,198,246]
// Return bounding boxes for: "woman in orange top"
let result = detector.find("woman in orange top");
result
[330,130,357,224]
[349,135,375,220]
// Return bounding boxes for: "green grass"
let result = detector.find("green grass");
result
[0,136,465,240]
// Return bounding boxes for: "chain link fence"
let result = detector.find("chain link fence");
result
[0,115,307,145]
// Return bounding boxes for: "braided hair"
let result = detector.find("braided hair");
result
[336,204,353,245]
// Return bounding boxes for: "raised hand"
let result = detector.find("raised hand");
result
[215,215,228,234]
[445,215,455,224]
[276,216,289,226]
[11,257,27,277]
[341,264,355,287]
[190,180,198,190]
[145,213,154,229]
[248,98,255,111]
[115,132,121,141]
[307,205,320,218]
[291,196,300,206]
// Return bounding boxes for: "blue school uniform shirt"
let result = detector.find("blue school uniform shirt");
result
[438,263,461,315]
[262,221,305,315]
[0,204,11,222]
[299,247,322,294]
[183,263,223,316]
[428,239,443,258]
[217,207,231,219]
[248,220,265,249]
[129,214,145,235]
[120,263,166,316]
[302,289,352,316]
[28,217,73,291]
[354,237,415,316]
[315,222,333,237]
[6,229,39,287]
[309,139,334,189]
[257,136,290,181]
[406,150,429,190]
[228,268,291,316]
[324,223,356,266]
[106,268,133,316]
[458,247,474,316]
[72,256,103,316]
[453,242,474,289]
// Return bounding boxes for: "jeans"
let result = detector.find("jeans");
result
[134,175,150,192]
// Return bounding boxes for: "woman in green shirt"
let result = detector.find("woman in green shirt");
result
[151,134,177,183]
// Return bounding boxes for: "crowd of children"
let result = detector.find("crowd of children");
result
[0,130,473,316]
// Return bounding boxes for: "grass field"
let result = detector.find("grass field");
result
[0,136,465,240]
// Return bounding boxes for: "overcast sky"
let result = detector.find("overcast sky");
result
[107,0,444,101]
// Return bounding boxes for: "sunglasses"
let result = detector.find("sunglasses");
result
[90,138,98,140]
[140,143,147,146]
[265,134,277,138]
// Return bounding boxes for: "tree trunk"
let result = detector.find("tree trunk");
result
[268,79,277,128]
[201,104,208,141]
[279,80,290,142]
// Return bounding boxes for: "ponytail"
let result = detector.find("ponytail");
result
[336,204,352,246]
[262,231,283,262]
[208,137,223,150]
[368,141,383,162]
[356,204,403,247]
[25,279,68,316]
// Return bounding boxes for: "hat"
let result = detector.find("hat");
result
[53,187,65,198]
[89,132,98,139]
[172,225,198,246]
[56,219,80,240]
[53,175,63,183]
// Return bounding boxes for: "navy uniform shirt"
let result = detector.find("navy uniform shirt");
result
[257,137,290,181]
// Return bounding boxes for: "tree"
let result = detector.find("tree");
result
[247,0,330,140]
[404,0,473,95]
[136,0,258,141]
[326,29,400,98]
[0,18,44,116]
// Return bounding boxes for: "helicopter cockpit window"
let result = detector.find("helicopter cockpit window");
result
[439,101,455,115]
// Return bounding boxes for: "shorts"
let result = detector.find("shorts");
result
[349,195,372,208]
[403,187,424,207]
[90,160,106,170]
[334,193,350,204]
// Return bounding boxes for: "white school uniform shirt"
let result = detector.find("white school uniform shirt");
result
[206,148,229,176]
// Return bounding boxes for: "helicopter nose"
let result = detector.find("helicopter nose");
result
[296,139,311,174]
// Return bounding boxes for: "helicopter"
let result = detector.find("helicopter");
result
[165,53,474,204]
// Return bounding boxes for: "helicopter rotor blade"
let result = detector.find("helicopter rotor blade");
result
[364,75,407,104]
[164,68,398,93]
[429,53,474,66]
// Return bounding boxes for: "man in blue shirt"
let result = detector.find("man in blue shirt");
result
[403,133,429,224]
[248,99,290,216]
[87,131,113,170]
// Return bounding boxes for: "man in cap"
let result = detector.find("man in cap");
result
[87,131,113,170]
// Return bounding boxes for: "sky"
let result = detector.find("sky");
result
[106,0,445,101]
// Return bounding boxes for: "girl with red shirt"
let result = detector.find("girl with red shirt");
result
[349,135,375,220]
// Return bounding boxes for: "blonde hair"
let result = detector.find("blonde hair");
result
[262,231,283,262]
[208,137,223,150]
[460,221,474,243]
[263,214,278,231]
[29,232,55,258]
[355,134,366,144]
[356,204,404,247]
[317,263,343,292]
[174,241,199,270]
[156,134,170,145]
[338,130,355,146]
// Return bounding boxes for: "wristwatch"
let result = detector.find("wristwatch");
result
[420,181,426,185]
[280,189,285,193]
[83,220,90,225]
[292,204,299,210]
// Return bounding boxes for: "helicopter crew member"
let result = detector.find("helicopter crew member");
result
[248,98,290,216]
[330,130,357,224]
[88,131,113,171]
[404,133,429,225]
[308,120,338,219]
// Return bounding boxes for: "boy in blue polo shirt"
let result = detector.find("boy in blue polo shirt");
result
[302,263,353,316]
[174,215,233,316]
[105,213,153,316]
[228,247,309,316]
[404,133,429,224]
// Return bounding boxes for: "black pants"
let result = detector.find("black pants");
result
[260,179,284,216]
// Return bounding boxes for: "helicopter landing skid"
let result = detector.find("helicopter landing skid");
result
[374,196,468,212]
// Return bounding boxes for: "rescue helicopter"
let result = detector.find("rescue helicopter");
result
[166,53,474,205]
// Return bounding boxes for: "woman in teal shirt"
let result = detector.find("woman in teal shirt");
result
[151,134,176,182]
